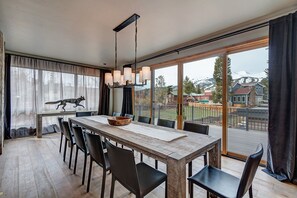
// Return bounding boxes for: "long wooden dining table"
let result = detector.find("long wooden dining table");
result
[69,115,221,198]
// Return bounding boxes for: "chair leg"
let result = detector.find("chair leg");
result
[63,139,68,162]
[59,133,63,153]
[188,161,192,193]
[155,160,158,169]
[188,161,192,177]
[189,180,193,198]
[69,144,73,169]
[249,185,253,198]
[87,159,93,192]
[101,169,107,198]
[140,153,143,162]
[73,147,79,174]
[82,153,87,185]
[204,154,207,166]
[110,175,115,198]
[165,180,167,198]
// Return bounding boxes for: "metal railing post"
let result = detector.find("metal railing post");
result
[158,104,161,119]
[138,105,141,116]
[246,108,249,131]
[191,106,194,121]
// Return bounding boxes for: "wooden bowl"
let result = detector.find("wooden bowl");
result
[107,116,132,126]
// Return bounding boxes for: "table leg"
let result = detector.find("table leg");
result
[36,114,42,138]
[167,158,186,198]
[208,139,221,168]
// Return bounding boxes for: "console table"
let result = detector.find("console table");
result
[36,111,96,138]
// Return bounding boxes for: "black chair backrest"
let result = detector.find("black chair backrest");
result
[62,121,74,143]
[236,144,263,197]
[157,118,175,128]
[112,112,121,116]
[84,133,107,168]
[183,121,209,135]
[105,141,140,195]
[124,114,135,121]
[72,126,87,152]
[57,117,64,133]
[76,111,92,117]
[137,116,151,124]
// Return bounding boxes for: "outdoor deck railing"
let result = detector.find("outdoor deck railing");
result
[135,104,268,132]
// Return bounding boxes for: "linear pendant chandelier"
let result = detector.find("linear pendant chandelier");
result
[105,13,151,88]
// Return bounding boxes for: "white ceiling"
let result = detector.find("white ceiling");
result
[0,0,296,68]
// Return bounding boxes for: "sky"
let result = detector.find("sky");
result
[154,47,268,86]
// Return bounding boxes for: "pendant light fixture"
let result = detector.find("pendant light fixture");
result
[105,14,151,88]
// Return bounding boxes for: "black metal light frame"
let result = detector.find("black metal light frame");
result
[108,13,149,88]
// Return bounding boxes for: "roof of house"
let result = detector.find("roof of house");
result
[233,87,252,95]
[241,82,264,87]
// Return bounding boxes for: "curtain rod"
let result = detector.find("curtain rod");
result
[137,21,269,64]
[6,51,112,71]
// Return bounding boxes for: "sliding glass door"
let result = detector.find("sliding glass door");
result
[183,56,223,141]
[227,47,269,160]
[135,38,268,162]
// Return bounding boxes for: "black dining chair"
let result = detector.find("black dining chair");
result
[157,118,175,128]
[72,126,89,185]
[183,121,209,177]
[57,117,64,153]
[154,118,175,169]
[106,140,167,198]
[188,144,263,198]
[124,113,135,121]
[84,133,110,197]
[75,111,93,131]
[112,112,121,116]
[76,111,92,117]
[137,116,151,162]
[138,116,151,124]
[62,121,76,169]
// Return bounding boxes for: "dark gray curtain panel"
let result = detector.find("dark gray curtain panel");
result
[265,11,297,184]
[98,70,110,115]
[121,87,133,116]
[4,54,11,139]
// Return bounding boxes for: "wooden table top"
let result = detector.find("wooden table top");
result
[70,116,221,164]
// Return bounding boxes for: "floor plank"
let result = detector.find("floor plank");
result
[0,133,296,198]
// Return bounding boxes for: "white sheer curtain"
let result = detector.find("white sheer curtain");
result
[10,55,100,133]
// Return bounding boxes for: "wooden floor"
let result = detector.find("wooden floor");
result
[0,133,296,198]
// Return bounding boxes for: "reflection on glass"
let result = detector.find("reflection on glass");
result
[135,74,151,119]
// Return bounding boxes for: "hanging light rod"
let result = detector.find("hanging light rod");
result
[105,13,151,88]
[113,14,140,32]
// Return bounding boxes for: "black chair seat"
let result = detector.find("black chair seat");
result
[189,165,240,198]
[137,162,167,196]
